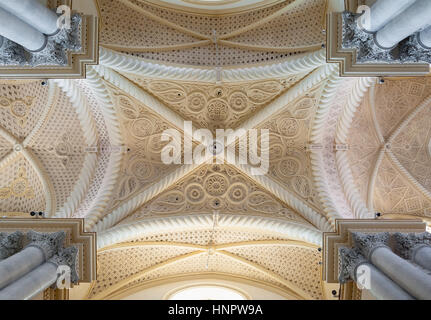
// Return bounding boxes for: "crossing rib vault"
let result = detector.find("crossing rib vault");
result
[1,0,430,300]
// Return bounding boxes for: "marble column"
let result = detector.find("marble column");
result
[339,247,414,300]
[0,246,78,300]
[359,0,416,33]
[375,0,431,49]
[0,231,24,261]
[418,27,431,49]
[394,232,431,271]
[0,231,65,289]
[0,7,46,51]
[0,0,59,35]
[354,232,431,300]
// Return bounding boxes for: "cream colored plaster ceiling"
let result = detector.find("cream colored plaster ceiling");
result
[98,0,327,66]
[88,228,323,300]
[4,0,431,300]
[346,78,431,220]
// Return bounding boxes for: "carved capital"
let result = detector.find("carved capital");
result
[1,14,82,67]
[338,247,367,284]
[26,231,66,260]
[0,231,24,260]
[394,232,431,259]
[48,246,79,285]
[342,12,394,63]
[352,232,390,259]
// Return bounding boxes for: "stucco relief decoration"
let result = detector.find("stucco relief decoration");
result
[122,164,306,224]
[0,167,35,200]
[257,89,324,211]
[126,76,301,131]
[0,96,35,127]
[109,89,183,206]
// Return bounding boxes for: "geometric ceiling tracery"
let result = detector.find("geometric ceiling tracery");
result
[99,0,327,66]
[88,228,323,300]
[346,77,431,220]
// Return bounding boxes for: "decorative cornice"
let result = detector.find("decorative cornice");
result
[0,231,24,260]
[99,47,327,83]
[97,214,322,249]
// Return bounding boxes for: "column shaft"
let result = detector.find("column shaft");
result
[362,0,416,33]
[0,263,57,300]
[0,7,46,51]
[356,263,414,300]
[0,247,45,289]
[0,0,59,35]
[418,26,431,49]
[413,245,431,271]
[370,247,431,300]
[375,0,431,49]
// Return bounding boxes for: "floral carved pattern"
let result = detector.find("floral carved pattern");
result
[256,89,325,212]
[107,86,183,207]
[122,74,305,131]
[0,167,35,200]
[0,96,35,127]
[120,164,311,225]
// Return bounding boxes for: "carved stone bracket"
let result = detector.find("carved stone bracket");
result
[394,232,431,259]
[0,231,24,260]
[25,231,66,260]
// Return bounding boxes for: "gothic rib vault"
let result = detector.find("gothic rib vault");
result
[0,0,430,299]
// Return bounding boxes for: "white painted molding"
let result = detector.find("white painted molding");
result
[97,213,323,249]
[83,67,126,230]
[335,77,375,219]
[99,47,327,83]
[309,68,346,226]
[53,79,99,218]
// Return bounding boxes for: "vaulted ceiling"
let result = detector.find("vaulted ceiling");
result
[1,0,429,299]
